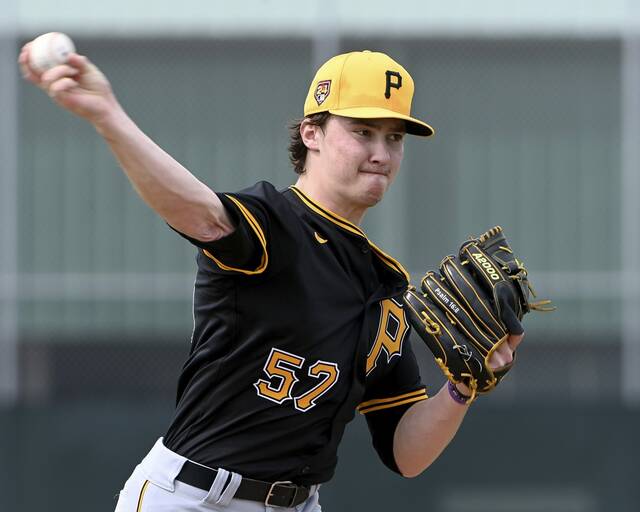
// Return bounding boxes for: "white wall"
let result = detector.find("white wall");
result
[6,0,640,37]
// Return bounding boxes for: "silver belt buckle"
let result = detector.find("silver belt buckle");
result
[265,480,298,508]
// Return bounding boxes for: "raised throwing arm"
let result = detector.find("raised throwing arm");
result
[18,41,233,242]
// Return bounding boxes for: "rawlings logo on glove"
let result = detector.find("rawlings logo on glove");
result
[403,226,553,403]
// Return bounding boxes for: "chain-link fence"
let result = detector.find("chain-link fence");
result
[7,36,628,404]
[2,33,640,512]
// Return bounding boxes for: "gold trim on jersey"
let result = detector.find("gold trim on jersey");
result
[136,480,150,512]
[356,388,428,414]
[202,195,268,275]
[359,395,428,414]
[288,186,410,282]
[314,231,329,244]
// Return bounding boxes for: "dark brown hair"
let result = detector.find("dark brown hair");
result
[288,112,331,174]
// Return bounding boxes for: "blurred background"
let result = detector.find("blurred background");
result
[1,1,639,511]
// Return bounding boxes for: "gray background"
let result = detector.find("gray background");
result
[1,2,639,511]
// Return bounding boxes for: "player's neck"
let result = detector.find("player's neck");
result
[293,176,367,226]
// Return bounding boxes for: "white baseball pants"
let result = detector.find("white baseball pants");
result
[113,438,321,512]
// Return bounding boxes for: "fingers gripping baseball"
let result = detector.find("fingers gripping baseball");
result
[19,40,117,124]
[41,64,78,91]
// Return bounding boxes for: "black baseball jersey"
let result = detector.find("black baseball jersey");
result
[163,181,427,485]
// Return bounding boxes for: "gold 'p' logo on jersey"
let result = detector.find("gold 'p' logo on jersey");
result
[366,297,409,375]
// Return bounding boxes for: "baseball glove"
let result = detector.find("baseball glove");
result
[403,226,553,401]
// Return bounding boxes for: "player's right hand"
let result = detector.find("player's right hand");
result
[18,42,120,126]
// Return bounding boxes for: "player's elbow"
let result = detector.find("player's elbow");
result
[394,451,430,478]
[169,220,228,244]
[397,462,426,479]
[190,222,232,243]
[172,205,236,243]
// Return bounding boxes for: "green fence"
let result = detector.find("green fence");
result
[1,402,637,511]
[3,35,636,512]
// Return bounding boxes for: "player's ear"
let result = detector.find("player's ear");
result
[300,118,322,151]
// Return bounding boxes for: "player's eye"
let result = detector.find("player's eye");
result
[389,133,405,142]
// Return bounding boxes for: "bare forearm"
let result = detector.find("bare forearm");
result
[393,382,469,477]
[94,106,233,240]
[19,45,232,241]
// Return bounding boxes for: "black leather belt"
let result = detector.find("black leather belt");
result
[176,460,311,508]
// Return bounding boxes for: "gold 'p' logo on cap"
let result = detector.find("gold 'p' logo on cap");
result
[302,51,434,137]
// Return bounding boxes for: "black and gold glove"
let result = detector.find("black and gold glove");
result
[403,226,553,402]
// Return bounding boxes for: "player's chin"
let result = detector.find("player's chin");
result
[358,172,390,204]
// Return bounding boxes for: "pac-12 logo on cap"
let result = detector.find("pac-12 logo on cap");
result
[314,80,331,105]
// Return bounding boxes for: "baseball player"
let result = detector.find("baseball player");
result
[19,45,522,511]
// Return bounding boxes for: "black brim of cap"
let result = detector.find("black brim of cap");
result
[405,120,434,137]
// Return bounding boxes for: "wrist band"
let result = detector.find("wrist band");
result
[447,381,471,405]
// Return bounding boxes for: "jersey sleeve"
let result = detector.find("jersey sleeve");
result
[172,181,299,276]
[357,338,428,474]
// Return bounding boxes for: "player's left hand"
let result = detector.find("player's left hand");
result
[488,333,523,369]
[404,226,553,403]
[454,332,523,397]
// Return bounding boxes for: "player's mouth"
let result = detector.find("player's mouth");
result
[359,168,390,176]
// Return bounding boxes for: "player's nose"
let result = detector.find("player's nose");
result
[369,138,391,166]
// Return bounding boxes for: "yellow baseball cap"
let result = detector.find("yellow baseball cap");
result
[303,50,434,137]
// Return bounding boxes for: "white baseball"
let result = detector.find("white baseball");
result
[29,32,76,73]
